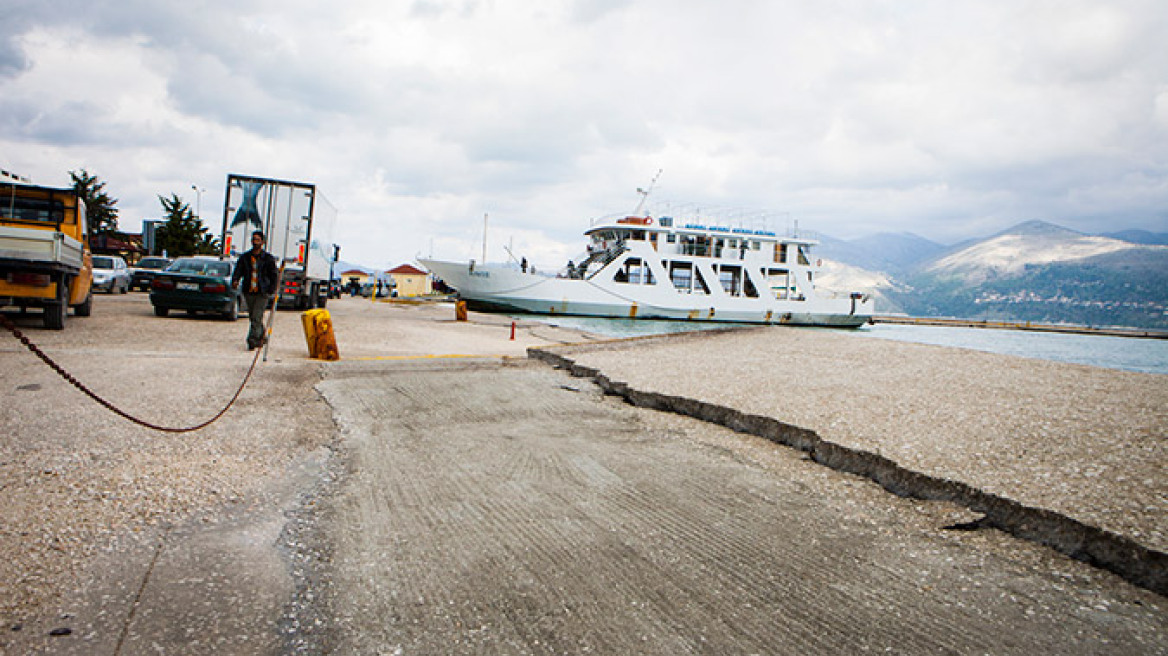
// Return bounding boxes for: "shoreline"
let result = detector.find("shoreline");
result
[871,314,1168,339]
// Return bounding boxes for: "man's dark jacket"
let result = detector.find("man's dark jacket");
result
[232,249,279,296]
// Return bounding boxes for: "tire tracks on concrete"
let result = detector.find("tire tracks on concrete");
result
[302,359,1165,655]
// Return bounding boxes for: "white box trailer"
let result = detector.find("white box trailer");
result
[220,174,337,309]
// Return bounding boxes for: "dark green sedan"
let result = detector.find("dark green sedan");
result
[149,256,243,320]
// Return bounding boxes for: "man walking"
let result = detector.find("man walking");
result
[231,230,279,350]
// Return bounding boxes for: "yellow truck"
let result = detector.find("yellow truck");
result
[0,182,93,329]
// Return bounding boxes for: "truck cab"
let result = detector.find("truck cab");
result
[0,182,94,329]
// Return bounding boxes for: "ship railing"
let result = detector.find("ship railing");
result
[583,244,628,280]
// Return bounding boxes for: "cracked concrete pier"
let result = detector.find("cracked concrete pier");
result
[4,298,1164,653]
[530,326,1168,595]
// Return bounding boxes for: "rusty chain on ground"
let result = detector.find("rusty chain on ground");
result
[0,312,264,433]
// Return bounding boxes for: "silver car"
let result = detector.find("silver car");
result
[92,255,130,293]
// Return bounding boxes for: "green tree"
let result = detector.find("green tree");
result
[154,193,220,256]
[70,169,119,235]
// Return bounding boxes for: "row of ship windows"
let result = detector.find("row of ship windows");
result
[595,229,764,250]
[593,230,811,264]
[612,258,805,299]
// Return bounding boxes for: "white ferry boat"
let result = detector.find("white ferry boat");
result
[420,214,873,327]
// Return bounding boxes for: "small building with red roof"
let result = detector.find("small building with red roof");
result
[387,263,432,297]
[338,268,371,285]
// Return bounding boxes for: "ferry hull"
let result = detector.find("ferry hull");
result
[421,258,872,328]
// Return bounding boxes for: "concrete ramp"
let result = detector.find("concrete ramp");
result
[301,359,1164,654]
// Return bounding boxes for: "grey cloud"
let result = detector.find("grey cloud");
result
[569,0,632,24]
[4,0,1168,267]
[0,22,30,77]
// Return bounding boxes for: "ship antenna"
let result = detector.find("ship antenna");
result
[633,169,663,216]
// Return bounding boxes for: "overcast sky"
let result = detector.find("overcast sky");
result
[3,0,1166,269]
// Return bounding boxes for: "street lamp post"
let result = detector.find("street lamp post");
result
[191,185,205,220]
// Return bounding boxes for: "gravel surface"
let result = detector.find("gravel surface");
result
[0,294,334,642]
[547,326,1168,554]
[3,295,1163,653]
[0,294,586,651]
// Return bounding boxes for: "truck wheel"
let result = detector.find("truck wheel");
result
[317,293,327,309]
[43,275,68,330]
[154,306,169,317]
[223,298,239,321]
[74,292,93,317]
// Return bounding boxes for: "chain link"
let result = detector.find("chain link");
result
[1,313,263,433]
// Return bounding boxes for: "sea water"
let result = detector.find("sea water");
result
[520,314,1168,376]
[848,323,1168,376]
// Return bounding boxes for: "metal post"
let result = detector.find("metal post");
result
[190,185,204,220]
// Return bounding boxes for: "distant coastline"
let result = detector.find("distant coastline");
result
[870,315,1168,340]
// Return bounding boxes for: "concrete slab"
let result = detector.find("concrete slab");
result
[302,359,1165,654]
[532,326,1168,592]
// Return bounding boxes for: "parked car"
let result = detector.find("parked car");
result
[129,256,172,291]
[149,256,242,320]
[92,255,130,293]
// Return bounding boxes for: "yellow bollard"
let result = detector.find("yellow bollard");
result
[300,309,340,361]
[454,300,468,321]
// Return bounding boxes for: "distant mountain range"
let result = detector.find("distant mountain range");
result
[816,221,1168,330]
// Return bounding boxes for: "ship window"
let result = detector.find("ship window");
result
[751,241,760,250]
[718,265,743,296]
[669,262,692,292]
[666,233,676,243]
[693,267,711,295]
[744,272,759,298]
[767,268,789,299]
[683,236,710,257]
[797,245,810,265]
[616,257,654,285]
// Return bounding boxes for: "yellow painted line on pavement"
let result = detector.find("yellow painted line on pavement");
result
[347,353,511,361]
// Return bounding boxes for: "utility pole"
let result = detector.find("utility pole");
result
[190,185,205,220]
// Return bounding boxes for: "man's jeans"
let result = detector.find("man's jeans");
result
[244,293,270,346]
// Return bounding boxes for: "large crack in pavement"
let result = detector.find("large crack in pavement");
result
[528,347,1168,597]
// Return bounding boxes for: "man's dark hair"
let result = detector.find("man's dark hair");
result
[252,230,265,241]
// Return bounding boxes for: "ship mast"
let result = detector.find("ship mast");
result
[632,169,663,216]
